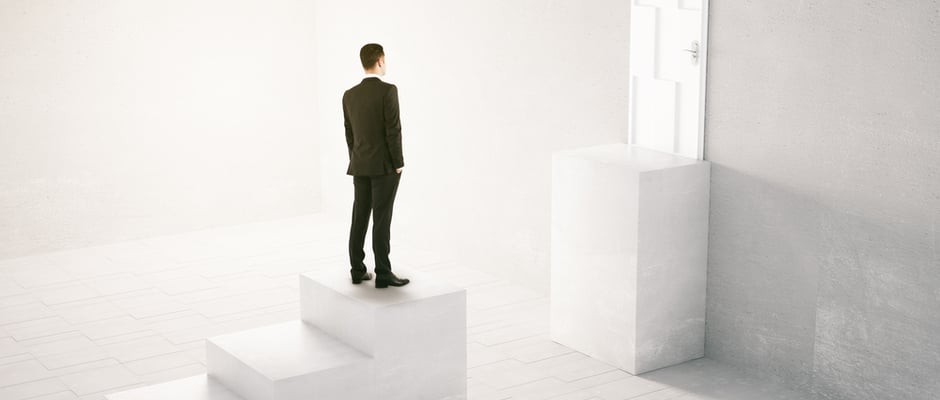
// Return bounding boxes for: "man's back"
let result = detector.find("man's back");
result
[343,77,403,176]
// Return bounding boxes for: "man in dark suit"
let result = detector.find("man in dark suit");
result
[343,43,410,288]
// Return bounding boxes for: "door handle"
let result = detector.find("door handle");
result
[683,41,699,62]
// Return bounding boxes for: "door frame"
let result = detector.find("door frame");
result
[627,0,710,161]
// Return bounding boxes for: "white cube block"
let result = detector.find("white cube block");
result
[206,320,375,400]
[550,143,709,374]
[300,269,467,400]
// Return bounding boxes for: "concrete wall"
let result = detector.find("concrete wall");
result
[313,0,630,292]
[704,2,940,399]
[0,0,320,259]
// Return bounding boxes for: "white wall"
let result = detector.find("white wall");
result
[704,2,940,399]
[0,0,321,259]
[313,0,630,292]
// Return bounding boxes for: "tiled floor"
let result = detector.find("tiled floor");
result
[0,213,817,400]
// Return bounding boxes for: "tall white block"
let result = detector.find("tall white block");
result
[550,143,709,374]
[300,270,467,400]
[206,320,375,400]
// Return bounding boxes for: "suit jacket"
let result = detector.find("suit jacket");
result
[343,77,404,176]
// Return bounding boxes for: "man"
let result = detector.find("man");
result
[343,43,410,288]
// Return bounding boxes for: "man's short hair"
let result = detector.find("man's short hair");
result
[360,43,384,70]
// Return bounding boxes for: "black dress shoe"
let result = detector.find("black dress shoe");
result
[351,271,373,284]
[375,272,410,288]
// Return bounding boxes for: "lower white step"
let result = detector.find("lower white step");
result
[206,319,375,400]
[105,374,244,400]
[300,269,468,400]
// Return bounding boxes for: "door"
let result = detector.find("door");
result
[628,0,709,160]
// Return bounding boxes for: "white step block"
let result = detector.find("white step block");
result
[300,269,467,400]
[106,374,244,400]
[206,319,375,400]
[550,143,710,374]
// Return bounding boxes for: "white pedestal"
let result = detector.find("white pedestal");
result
[549,143,709,374]
[300,270,467,400]
[107,269,467,400]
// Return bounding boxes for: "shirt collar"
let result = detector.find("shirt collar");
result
[364,73,383,81]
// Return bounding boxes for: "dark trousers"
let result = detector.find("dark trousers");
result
[349,171,401,276]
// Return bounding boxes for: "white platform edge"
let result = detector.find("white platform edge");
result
[105,374,244,400]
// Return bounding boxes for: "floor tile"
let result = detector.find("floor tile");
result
[7,266,77,288]
[528,352,620,382]
[0,277,28,297]
[58,364,141,396]
[138,312,210,336]
[0,336,28,358]
[0,352,35,366]
[93,331,159,347]
[99,335,179,363]
[574,375,668,400]
[0,292,38,308]
[0,301,57,325]
[0,377,71,400]
[469,359,549,390]
[3,316,78,341]
[188,287,296,318]
[472,322,546,346]
[135,363,205,384]
[74,315,149,341]
[153,276,219,296]
[29,391,81,400]
[467,342,512,368]
[0,359,54,387]
[46,358,120,376]
[23,333,98,357]
[121,351,199,376]
[491,335,574,363]
[36,346,113,370]
[35,283,102,305]
[81,274,152,296]
[52,300,127,325]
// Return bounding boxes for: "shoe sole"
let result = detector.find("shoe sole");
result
[375,281,409,288]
